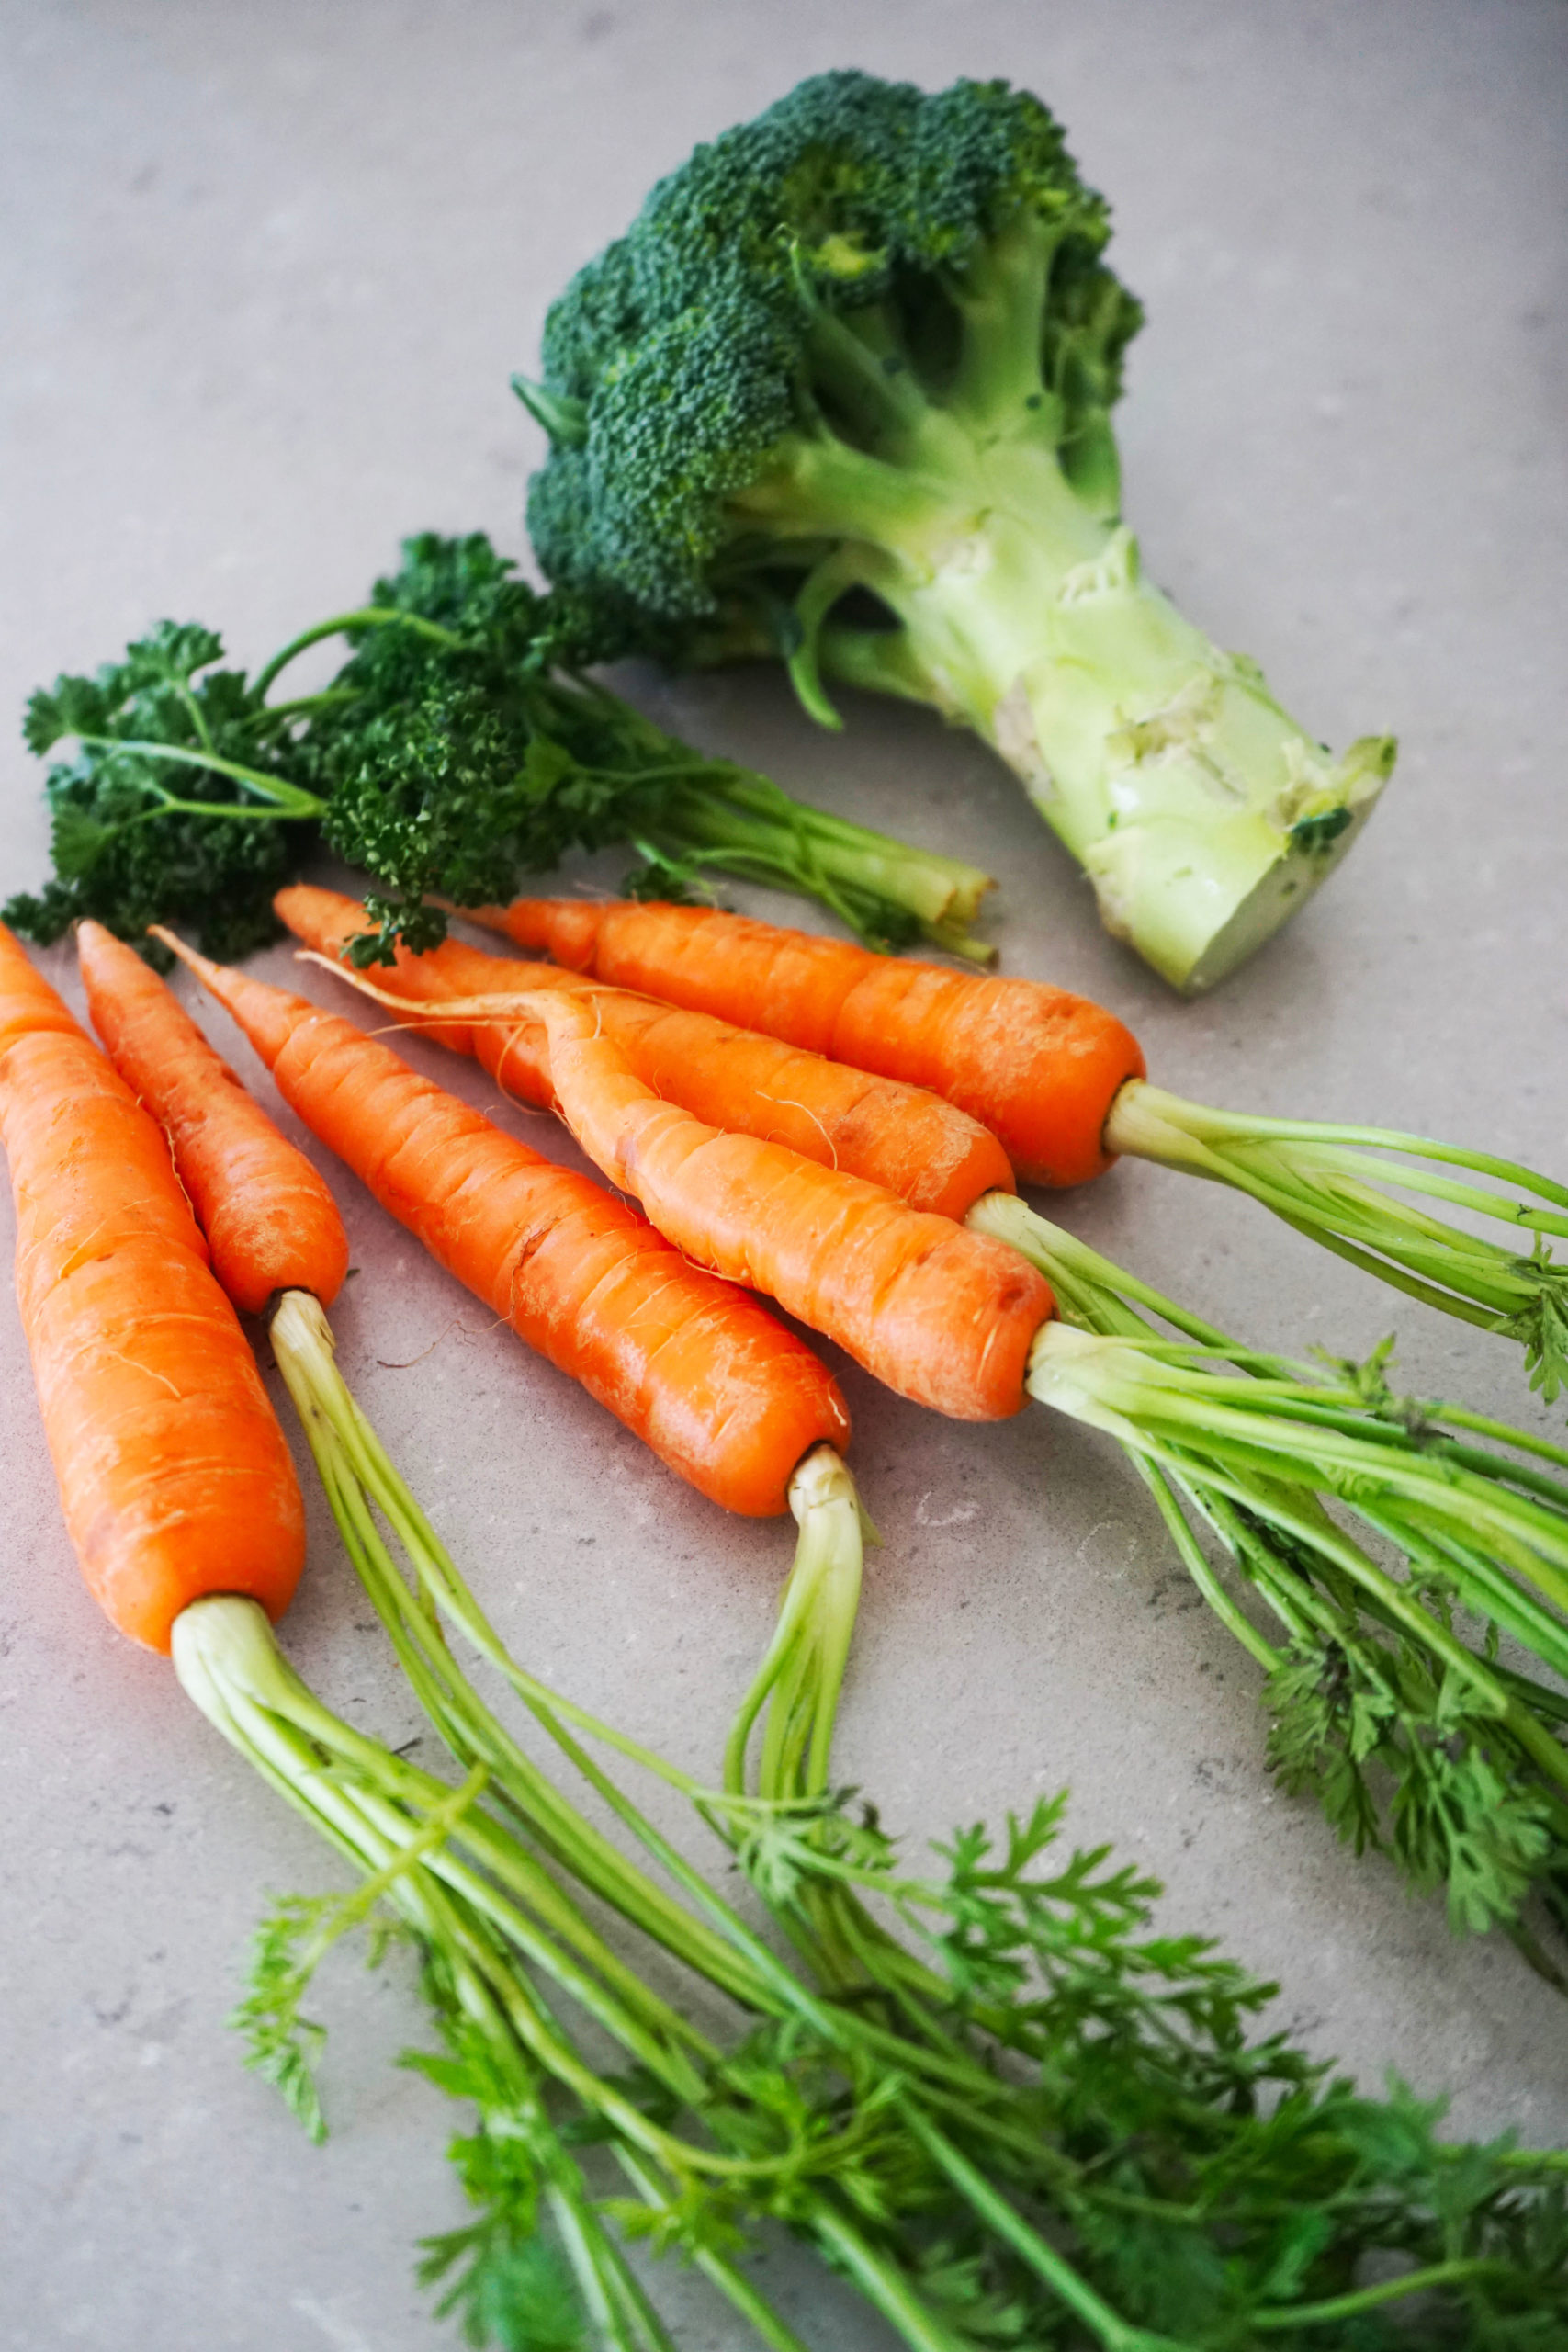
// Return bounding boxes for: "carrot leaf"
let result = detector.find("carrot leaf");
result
[231,1892,339,2144]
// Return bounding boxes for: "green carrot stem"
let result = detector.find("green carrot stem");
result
[1112,1086,1568,1215]
[732,1449,866,1809]
[270,1295,766,2006]
[1104,1084,1568,1328]
[1131,1458,1281,1670]
[267,1298,890,2058]
[1108,1432,1568,1799]
[899,2106,1190,2352]
[609,2149,815,2352]
[803,2203,980,2352]
[1249,2257,1506,2329]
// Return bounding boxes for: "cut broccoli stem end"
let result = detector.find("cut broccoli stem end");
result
[796,459,1393,990]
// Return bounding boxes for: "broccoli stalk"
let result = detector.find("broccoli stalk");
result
[522,72,1395,991]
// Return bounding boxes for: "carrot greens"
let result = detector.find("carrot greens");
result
[3,534,992,969]
[177,1298,1568,2348]
[973,1192,1568,1958]
[1104,1081,1568,1404]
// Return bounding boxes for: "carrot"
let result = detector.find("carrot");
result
[474,900,1568,1398]
[485,952,1568,1962]
[77,921,349,1316]
[468,898,1145,1189]
[152,931,850,1517]
[0,924,305,1650]
[515,988,1054,1422]
[276,887,1017,1222]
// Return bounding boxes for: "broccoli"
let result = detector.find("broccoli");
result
[520,69,1395,992]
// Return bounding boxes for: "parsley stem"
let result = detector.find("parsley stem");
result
[251,606,463,700]
[174,679,216,754]
[70,732,325,817]
[242,687,360,729]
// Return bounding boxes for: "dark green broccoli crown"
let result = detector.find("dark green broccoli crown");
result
[525,70,1142,637]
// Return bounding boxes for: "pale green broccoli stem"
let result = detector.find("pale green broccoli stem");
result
[943,215,1066,440]
[753,237,1396,990]
[825,483,1393,992]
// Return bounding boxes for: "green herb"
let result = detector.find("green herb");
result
[4,534,993,970]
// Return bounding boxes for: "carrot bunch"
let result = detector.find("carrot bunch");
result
[3,916,886,2339]
[84,913,873,1829]
[14,912,1568,2342]
[133,923,849,1519]
[280,889,1568,1962]
[477,895,1568,1400]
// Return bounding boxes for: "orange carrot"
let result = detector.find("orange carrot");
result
[519,989,1055,1422]
[0,925,306,1650]
[468,899,1145,1189]
[276,888,1016,1222]
[152,932,851,1518]
[77,922,349,1316]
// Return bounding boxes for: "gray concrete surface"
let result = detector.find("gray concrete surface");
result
[3,3,1567,2345]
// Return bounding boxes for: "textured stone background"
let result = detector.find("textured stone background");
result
[2,4,1566,2345]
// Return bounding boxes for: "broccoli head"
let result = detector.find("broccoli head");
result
[521,70,1394,993]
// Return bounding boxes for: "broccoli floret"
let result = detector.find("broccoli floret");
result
[521,70,1394,992]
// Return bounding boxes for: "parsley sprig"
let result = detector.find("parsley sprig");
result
[4,535,994,969]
